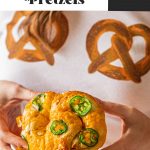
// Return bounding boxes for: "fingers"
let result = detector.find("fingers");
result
[0,141,11,150]
[3,99,23,107]
[0,80,37,105]
[101,136,127,150]
[2,132,28,149]
[100,100,133,120]
[13,85,38,100]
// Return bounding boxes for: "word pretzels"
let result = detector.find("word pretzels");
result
[86,19,150,83]
[25,0,84,4]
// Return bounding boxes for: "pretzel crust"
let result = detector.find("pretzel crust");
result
[16,91,107,150]
[86,19,150,83]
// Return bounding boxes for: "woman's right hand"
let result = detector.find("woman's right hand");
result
[100,100,150,150]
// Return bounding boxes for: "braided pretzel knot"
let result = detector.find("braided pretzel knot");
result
[16,91,106,150]
[86,19,150,83]
[6,11,68,65]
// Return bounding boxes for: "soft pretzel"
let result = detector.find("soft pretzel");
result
[6,11,69,65]
[16,91,107,150]
[86,19,150,83]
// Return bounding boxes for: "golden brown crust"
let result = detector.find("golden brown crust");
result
[17,91,107,150]
[86,19,150,83]
[6,11,69,65]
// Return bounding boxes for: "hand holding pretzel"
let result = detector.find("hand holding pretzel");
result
[99,100,150,150]
[0,81,36,150]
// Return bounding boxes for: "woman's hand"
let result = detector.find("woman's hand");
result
[100,101,150,150]
[0,80,36,150]
[0,80,36,106]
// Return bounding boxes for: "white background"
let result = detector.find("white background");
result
[0,11,150,148]
[0,0,108,11]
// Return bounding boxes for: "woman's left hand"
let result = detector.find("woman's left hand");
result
[0,80,37,150]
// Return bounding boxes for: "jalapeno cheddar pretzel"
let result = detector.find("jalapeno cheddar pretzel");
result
[86,19,150,83]
[16,91,107,150]
[6,11,69,65]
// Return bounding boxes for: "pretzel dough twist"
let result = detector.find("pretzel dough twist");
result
[86,19,150,83]
[6,11,69,65]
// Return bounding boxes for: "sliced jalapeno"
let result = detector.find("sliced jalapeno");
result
[32,93,46,111]
[69,96,92,117]
[50,120,68,135]
[79,128,99,147]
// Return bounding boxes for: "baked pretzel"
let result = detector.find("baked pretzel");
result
[86,19,150,83]
[16,91,107,150]
[6,11,69,65]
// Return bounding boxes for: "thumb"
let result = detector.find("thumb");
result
[3,132,28,149]
[100,100,133,121]
[14,85,38,100]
